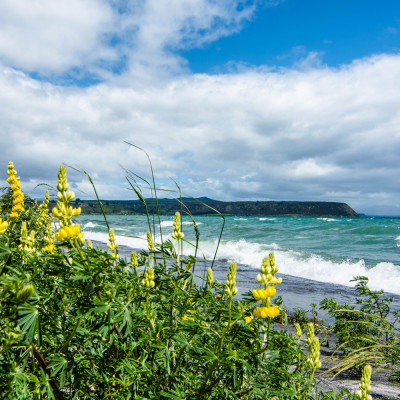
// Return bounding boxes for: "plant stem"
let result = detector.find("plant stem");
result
[31,344,66,400]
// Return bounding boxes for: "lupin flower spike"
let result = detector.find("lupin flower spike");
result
[224,262,238,299]
[19,221,36,253]
[42,225,55,252]
[307,336,322,370]
[52,166,82,225]
[7,162,25,219]
[142,267,155,290]
[206,267,214,288]
[306,322,315,345]
[107,229,119,259]
[257,252,282,288]
[147,231,155,252]
[36,190,52,229]
[52,166,84,245]
[294,323,302,341]
[171,212,184,240]
[355,365,372,400]
[131,251,138,269]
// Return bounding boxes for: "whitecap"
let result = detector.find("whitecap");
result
[83,221,98,229]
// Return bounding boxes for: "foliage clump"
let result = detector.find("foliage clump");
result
[321,276,400,382]
[0,162,373,399]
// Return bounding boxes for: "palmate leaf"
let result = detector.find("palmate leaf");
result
[115,306,133,333]
[161,383,188,400]
[18,304,39,342]
[48,356,68,388]
[89,302,111,314]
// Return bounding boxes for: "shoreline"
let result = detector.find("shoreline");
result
[96,241,400,323]
[94,240,400,398]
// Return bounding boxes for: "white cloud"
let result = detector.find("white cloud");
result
[0,1,399,214]
[1,52,400,215]
[0,0,116,73]
[0,0,260,79]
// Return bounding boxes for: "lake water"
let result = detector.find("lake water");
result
[77,214,400,320]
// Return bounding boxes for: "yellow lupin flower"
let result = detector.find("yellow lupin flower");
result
[147,231,155,252]
[355,365,372,400]
[19,221,36,254]
[7,162,24,219]
[257,252,282,288]
[55,224,84,244]
[224,262,238,299]
[252,286,276,301]
[253,306,279,319]
[245,315,252,324]
[52,166,84,247]
[0,218,8,234]
[171,212,184,240]
[52,166,81,226]
[107,229,119,259]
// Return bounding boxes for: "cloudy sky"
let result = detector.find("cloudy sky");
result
[1,0,400,215]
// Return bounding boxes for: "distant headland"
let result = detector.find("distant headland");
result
[49,197,360,217]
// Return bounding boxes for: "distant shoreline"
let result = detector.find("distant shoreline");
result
[48,198,360,218]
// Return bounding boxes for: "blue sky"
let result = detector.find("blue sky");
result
[183,0,400,72]
[0,0,400,215]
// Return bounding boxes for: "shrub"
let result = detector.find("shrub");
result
[0,162,363,399]
[320,277,400,382]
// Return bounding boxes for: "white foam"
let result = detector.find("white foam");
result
[160,220,202,228]
[81,225,400,295]
[83,230,146,249]
[83,221,98,229]
[197,239,400,295]
[160,221,174,227]
[317,218,337,222]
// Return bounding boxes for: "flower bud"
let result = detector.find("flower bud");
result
[294,323,302,340]
[306,322,315,345]
[16,285,34,302]
[206,267,213,287]
[131,251,138,269]
[224,263,238,299]
[147,231,155,252]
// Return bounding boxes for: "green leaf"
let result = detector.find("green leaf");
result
[18,304,39,342]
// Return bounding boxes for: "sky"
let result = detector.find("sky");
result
[0,0,400,215]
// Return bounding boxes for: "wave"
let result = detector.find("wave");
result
[83,221,98,229]
[81,226,400,295]
[205,240,400,295]
[160,221,173,227]
[159,220,202,228]
[317,218,337,222]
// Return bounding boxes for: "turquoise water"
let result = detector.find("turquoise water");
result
[76,214,400,295]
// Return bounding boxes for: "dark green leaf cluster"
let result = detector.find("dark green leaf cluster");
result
[320,277,400,381]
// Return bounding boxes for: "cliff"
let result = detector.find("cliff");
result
[50,197,360,217]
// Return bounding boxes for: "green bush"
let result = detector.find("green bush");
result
[0,162,364,399]
[320,277,400,382]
